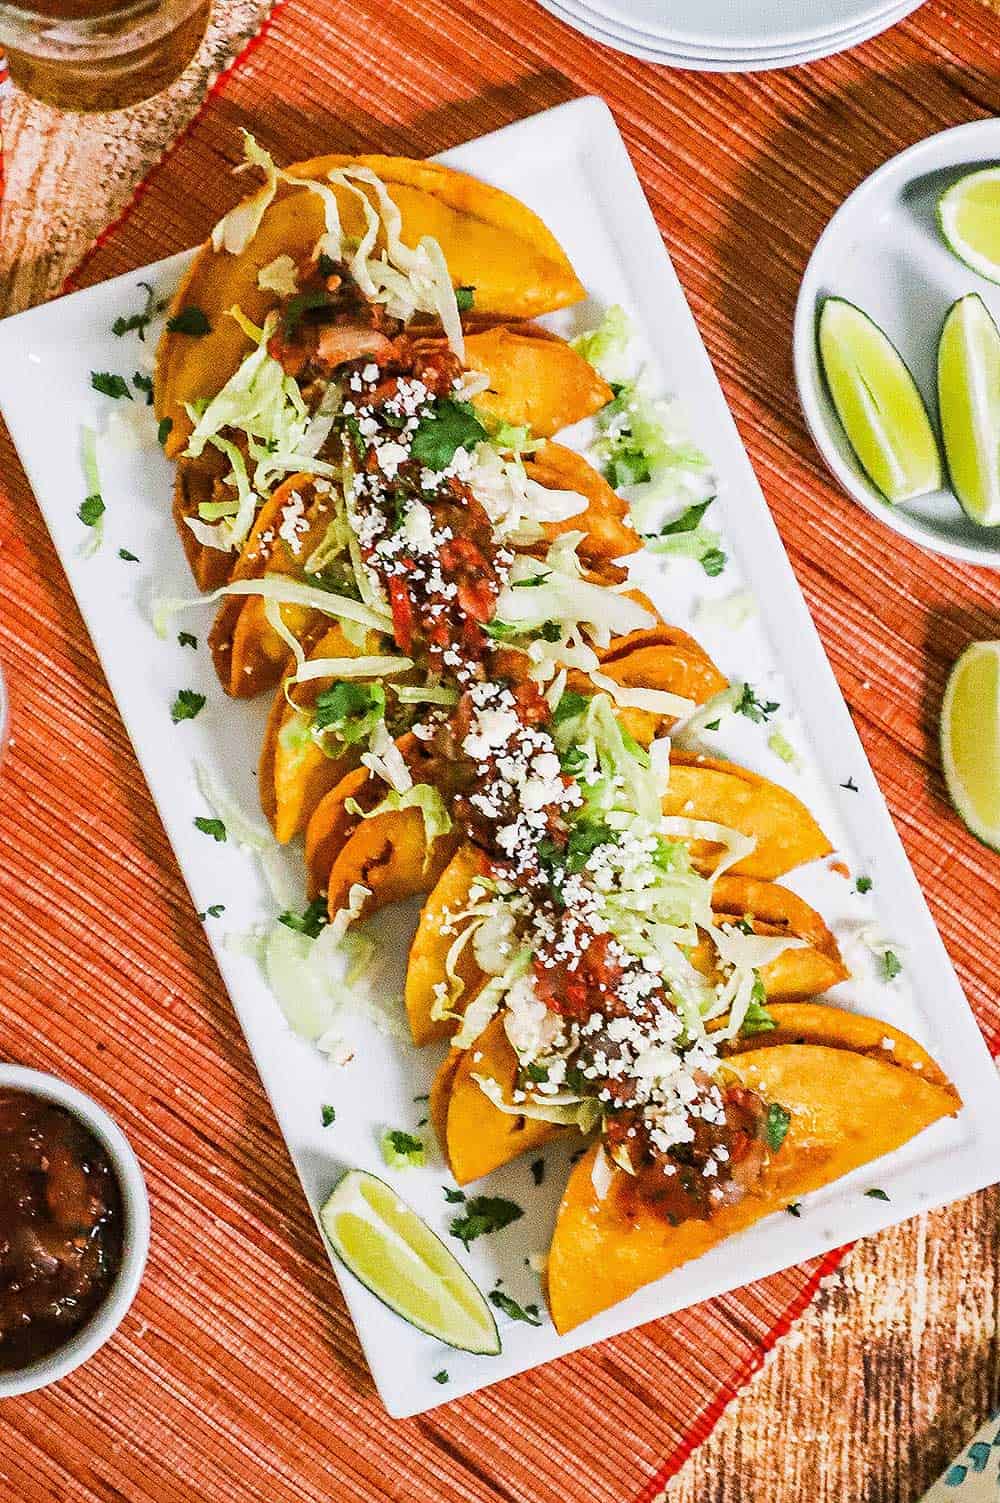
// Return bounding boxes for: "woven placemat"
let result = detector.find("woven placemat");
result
[1,2,999,1499]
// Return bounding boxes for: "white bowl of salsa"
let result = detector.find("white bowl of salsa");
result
[0,1065,150,1397]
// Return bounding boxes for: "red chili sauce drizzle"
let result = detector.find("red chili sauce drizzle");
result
[0,1090,124,1371]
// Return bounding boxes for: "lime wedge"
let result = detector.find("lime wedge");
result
[941,641,1000,853]
[938,167,1000,284]
[320,1170,500,1353]
[937,293,1000,526]
[818,298,942,503]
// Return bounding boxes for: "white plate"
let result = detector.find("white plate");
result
[537,0,914,68]
[795,119,1000,566]
[0,97,997,1419]
[572,0,922,49]
[569,0,914,57]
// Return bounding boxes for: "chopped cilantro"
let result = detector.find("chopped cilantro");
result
[381,1129,425,1168]
[735,683,780,724]
[704,718,721,731]
[454,286,475,312]
[112,280,163,341]
[551,690,589,727]
[882,950,902,982]
[442,1186,466,1204]
[118,547,140,562]
[489,1290,542,1326]
[530,1158,545,1186]
[78,494,105,527]
[321,1104,336,1128]
[198,902,225,920]
[765,1101,791,1152]
[171,689,206,723]
[481,619,521,642]
[658,499,714,535]
[278,897,329,939]
[157,416,174,447]
[855,875,873,894]
[91,371,132,400]
[865,1187,890,1202]
[178,631,198,649]
[132,372,154,403]
[166,307,211,336]
[741,979,776,1036]
[409,398,487,470]
[840,776,859,792]
[512,571,550,588]
[524,1063,549,1084]
[701,548,727,577]
[786,1201,802,1218]
[194,816,226,842]
[449,1195,523,1248]
[537,620,563,642]
[317,252,339,278]
[432,1369,449,1384]
[314,681,385,745]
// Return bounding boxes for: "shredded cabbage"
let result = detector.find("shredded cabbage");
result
[348,783,453,848]
[571,304,633,384]
[152,574,393,640]
[472,1074,601,1133]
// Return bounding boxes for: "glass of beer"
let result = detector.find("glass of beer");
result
[0,0,211,110]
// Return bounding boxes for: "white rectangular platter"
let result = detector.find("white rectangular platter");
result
[1,96,998,1419]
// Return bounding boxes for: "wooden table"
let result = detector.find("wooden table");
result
[1,4,998,1500]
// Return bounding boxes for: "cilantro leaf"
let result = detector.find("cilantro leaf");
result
[658,500,714,535]
[855,875,873,894]
[764,1102,791,1152]
[313,681,385,745]
[278,897,329,939]
[409,399,487,471]
[454,286,475,312]
[865,1187,890,1202]
[734,683,780,724]
[432,1369,449,1384]
[442,1186,466,1203]
[882,950,902,981]
[178,631,198,649]
[194,816,226,842]
[91,371,132,400]
[321,1104,336,1127]
[786,1201,802,1217]
[741,978,776,1036]
[198,903,225,920]
[381,1128,425,1168]
[78,494,105,527]
[489,1290,542,1326]
[118,547,140,562]
[132,372,154,404]
[481,620,521,642]
[111,280,163,341]
[701,547,727,577]
[551,689,589,727]
[157,416,174,447]
[449,1195,523,1248]
[167,307,211,336]
[171,689,206,723]
[511,572,550,588]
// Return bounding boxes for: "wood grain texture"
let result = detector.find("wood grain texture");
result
[1,3,999,1501]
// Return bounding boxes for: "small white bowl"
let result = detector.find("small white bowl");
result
[794,119,1000,567]
[0,1065,150,1398]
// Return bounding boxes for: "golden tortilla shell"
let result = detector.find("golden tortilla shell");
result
[664,753,832,878]
[436,1015,564,1185]
[405,843,491,1046]
[547,1040,960,1333]
[464,325,611,436]
[156,156,585,452]
[524,442,640,563]
[691,874,849,999]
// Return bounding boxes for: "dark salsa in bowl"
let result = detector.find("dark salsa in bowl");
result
[0,1088,124,1372]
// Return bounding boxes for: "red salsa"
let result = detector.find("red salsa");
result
[0,1090,124,1371]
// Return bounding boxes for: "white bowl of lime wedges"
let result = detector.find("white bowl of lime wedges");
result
[795,120,1000,566]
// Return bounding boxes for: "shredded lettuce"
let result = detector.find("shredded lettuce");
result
[347,782,452,848]
[472,1074,601,1132]
[152,574,393,640]
[571,304,633,383]
[380,1128,425,1169]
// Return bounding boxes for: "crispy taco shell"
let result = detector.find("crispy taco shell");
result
[156,157,585,452]
[405,844,491,1046]
[524,443,641,563]
[464,326,611,436]
[691,875,849,999]
[664,753,832,878]
[547,1037,960,1333]
[435,1015,564,1185]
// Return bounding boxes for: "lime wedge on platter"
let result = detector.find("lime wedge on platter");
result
[938,167,1000,286]
[940,641,1000,853]
[817,297,943,504]
[320,1170,501,1354]
[937,293,1000,527]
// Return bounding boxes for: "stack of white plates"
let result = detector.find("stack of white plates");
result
[536,0,923,69]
